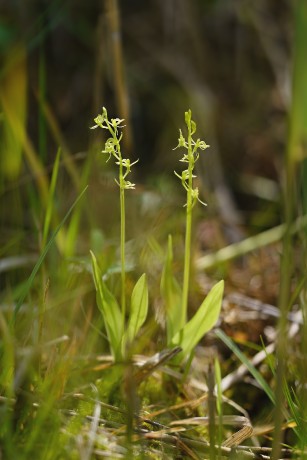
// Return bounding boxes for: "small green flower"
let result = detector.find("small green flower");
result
[92,108,138,191]
[173,129,187,149]
[174,109,210,326]
[111,117,125,128]
[123,180,136,190]
[91,107,108,129]
[91,107,125,132]
[198,140,209,150]
[191,187,207,207]
[174,111,208,208]
[119,158,139,176]
[91,107,138,326]
[90,116,103,129]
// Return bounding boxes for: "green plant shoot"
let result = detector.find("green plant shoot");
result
[91,251,123,361]
[174,109,209,325]
[90,108,148,361]
[160,235,183,344]
[169,110,224,362]
[91,107,138,330]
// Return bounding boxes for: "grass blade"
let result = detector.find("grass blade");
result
[160,235,183,344]
[196,214,307,270]
[215,328,275,404]
[13,186,88,320]
[42,147,62,249]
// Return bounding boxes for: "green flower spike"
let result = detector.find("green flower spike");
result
[174,109,210,325]
[91,107,138,329]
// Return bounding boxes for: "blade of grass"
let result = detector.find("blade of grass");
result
[207,361,216,460]
[0,311,15,457]
[196,214,307,270]
[214,357,223,459]
[161,235,183,344]
[42,148,62,248]
[215,328,275,405]
[0,45,27,179]
[271,1,307,456]
[38,36,47,163]
[13,186,88,320]
[63,148,94,257]
[34,90,80,190]
[0,65,49,204]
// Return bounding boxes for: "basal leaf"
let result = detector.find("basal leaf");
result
[171,280,224,360]
[161,235,183,344]
[90,251,123,361]
[125,273,148,345]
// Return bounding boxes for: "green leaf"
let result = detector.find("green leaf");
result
[289,1,307,165]
[13,186,88,320]
[215,328,275,405]
[90,251,123,361]
[171,280,224,359]
[214,357,222,416]
[42,148,61,248]
[160,235,183,344]
[185,109,191,126]
[125,273,148,345]
[0,45,27,179]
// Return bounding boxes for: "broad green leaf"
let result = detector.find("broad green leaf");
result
[90,251,123,361]
[125,273,148,345]
[161,235,183,344]
[171,280,224,359]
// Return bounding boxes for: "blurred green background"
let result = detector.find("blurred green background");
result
[0,0,305,289]
[1,2,307,456]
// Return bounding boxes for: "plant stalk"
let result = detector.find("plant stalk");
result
[271,1,306,455]
[119,164,126,329]
[182,121,193,325]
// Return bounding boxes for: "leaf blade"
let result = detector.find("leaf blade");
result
[13,186,88,320]
[171,280,224,359]
[90,251,123,361]
[160,235,183,344]
[215,328,275,404]
[125,273,148,345]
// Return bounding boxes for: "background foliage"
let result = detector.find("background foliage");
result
[1,1,307,458]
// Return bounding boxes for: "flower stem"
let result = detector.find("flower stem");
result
[181,118,194,325]
[119,163,126,329]
[91,108,137,337]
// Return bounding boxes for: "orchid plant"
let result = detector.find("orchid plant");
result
[90,107,223,364]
